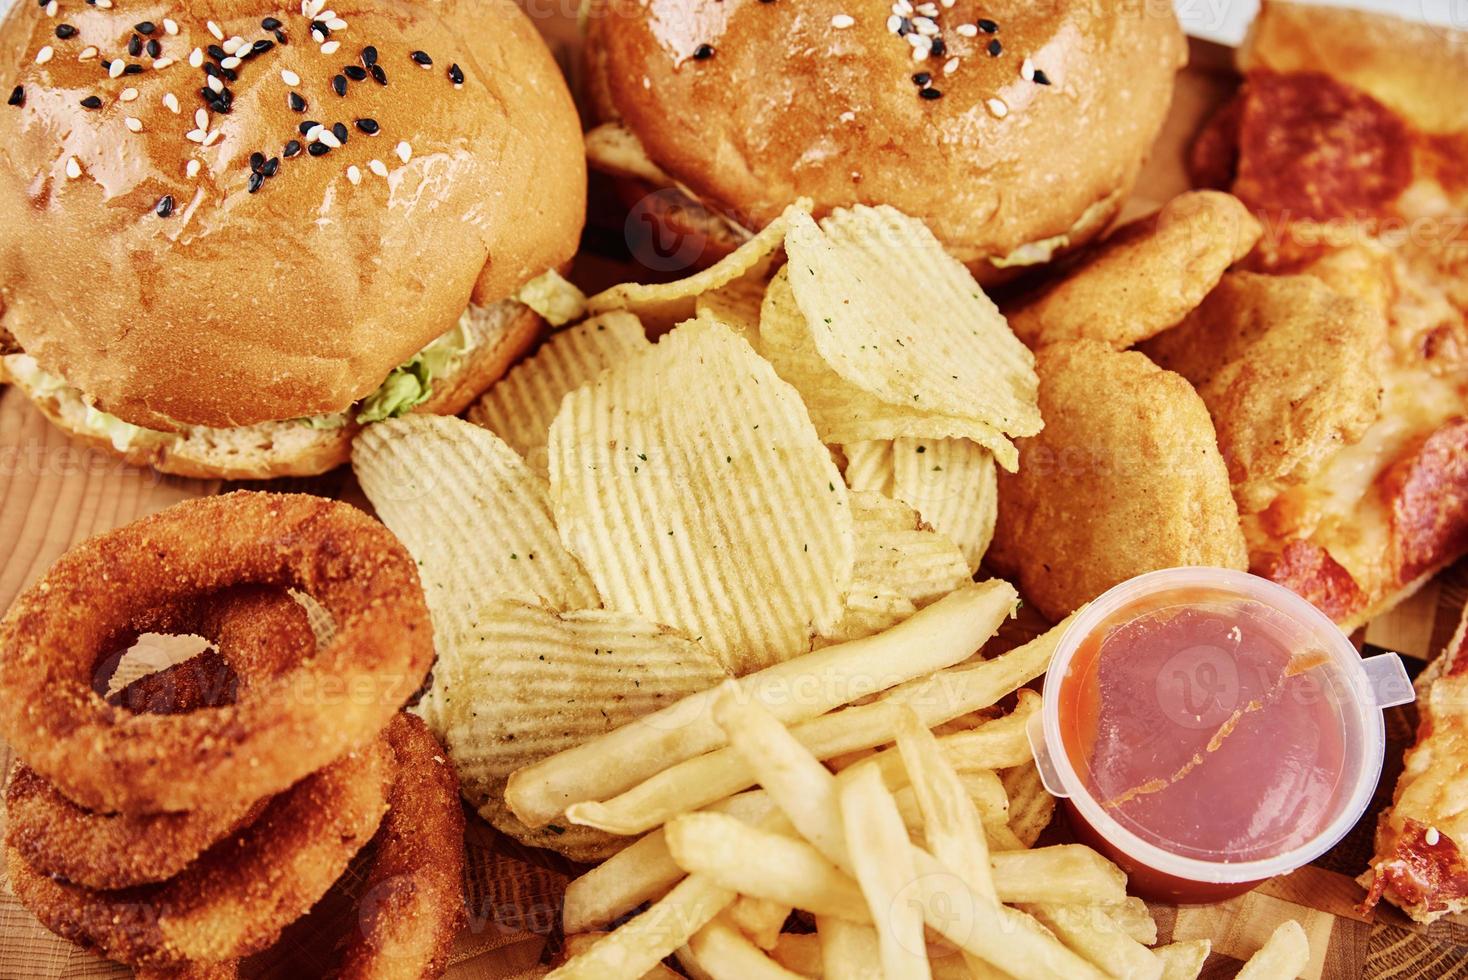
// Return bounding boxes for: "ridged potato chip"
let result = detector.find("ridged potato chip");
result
[468,312,650,474]
[516,269,588,327]
[585,202,807,326]
[785,206,1041,442]
[436,600,732,860]
[820,492,971,644]
[759,268,1020,470]
[548,317,855,674]
[694,272,768,354]
[892,438,998,574]
[841,441,895,497]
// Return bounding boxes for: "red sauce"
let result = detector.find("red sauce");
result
[1059,587,1350,864]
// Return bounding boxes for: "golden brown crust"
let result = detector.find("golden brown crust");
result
[586,0,1185,267]
[992,340,1247,621]
[1006,192,1262,350]
[0,0,583,430]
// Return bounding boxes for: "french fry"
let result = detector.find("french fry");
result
[1154,939,1210,980]
[895,708,996,899]
[1022,904,1163,980]
[770,933,824,978]
[1002,761,1057,847]
[559,935,684,980]
[545,875,734,980]
[987,847,1128,905]
[686,916,809,980]
[567,621,1061,836]
[839,765,930,980]
[507,582,1020,829]
[1105,897,1159,946]
[817,917,882,980]
[715,688,1109,980]
[728,896,791,952]
[1236,920,1310,980]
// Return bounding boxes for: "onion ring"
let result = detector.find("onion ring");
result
[0,491,433,814]
[5,735,394,968]
[337,713,466,980]
[5,586,315,889]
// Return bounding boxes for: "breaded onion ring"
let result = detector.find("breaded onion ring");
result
[337,713,467,980]
[0,491,433,814]
[5,736,394,968]
[6,586,315,889]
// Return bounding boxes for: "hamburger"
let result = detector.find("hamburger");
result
[583,0,1187,279]
[0,0,585,479]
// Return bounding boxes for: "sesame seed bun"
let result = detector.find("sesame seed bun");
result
[0,0,584,445]
[584,0,1186,275]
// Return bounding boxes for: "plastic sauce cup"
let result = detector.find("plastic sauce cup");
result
[1027,567,1415,903]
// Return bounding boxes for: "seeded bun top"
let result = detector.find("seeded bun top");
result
[586,0,1185,270]
[0,0,584,430]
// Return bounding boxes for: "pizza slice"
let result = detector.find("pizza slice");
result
[1362,603,1468,924]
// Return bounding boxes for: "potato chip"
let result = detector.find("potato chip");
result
[759,268,1020,470]
[695,271,769,353]
[516,269,589,327]
[548,317,855,673]
[784,206,1040,439]
[436,599,732,860]
[891,438,998,573]
[840,441,894,496]
[1001,761,1057,848]
[583,121,674,185]
[585,202,807,326]
[468,312,650,474]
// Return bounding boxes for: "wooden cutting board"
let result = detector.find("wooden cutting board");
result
[1,31,1465,980]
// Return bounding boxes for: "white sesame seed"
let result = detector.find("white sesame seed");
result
[396,141,412,163]
[986,97,1009,118]
[282,69,301,87]
[940,0,955,6]
[207,21,224,41]
[78,46,98,61]
[109,58,125,78]
[311,29,325,44]
[305,124,326,141]
[44,0,57,17]
[886,14,902,32]
[838,110,856,122]
[955,23,978,37]
[222,38,242,55]
[905,32,925,48]
[831,13,854,28]
[152,57,175,70]
[124,116,142,133]
[189,48,204,68]
[367,158,388,177]
[120,87,139,102]
[319,8,337,18]
[65,156,81,179]
[943,56,959,75]
[35,46,54,66]
[892,0,913,15]
[306,0,326,16]
[1427,827,1442,846]
[94,0,111,8]
[911,45,930,62]
[195,108,210,130]
[164,92,180,113]
[186,128,207,143]
[206,75,224,94]
[320,40,340,55]
[163,19,179,36]
[186,159,201,178]
[326,18,348,30]
[221,56,242,70]
[347,165,361,185]
[319,130,341,149]
[203,129,223,146]
[1021,57,1035,81]
[914,17,939,36]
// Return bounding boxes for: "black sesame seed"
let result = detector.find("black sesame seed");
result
[274,29,288,44]
[128,34,143,57]
[410,50,432,66]
[354,117,379,135]
[203,62,221,78]
[156,194,175,217]
[361,45,378,66]
[221,67,238,82]
[299,120,319,135]
[310,20,330,38]
[123,63,143,75]
[331,121,348,143]
[8,86,24,107]
[369,64,387,85]
[248,171,264,193]
[919,86,942,100]
[146,39,161,58]
[80,94,102,108]
[332,74,347,96]
[343,64,367,81]
[135,21,156,35]
[911,71,930,86]
[692,43,714,60]
[55,24,78,39]
[252,39,274,55]
[448,63,464,85]
[307,140,329,156]
[36,1,45,7]
[987,38,1002,56]
[207,44,227,62]
[288,92,306,112]
[100,59,111,69]
[930,36,946,57]
[261,16,282,31]
[758,0,774,4]
[1032,68,1052,86]
[262,156,280,177]
[977,18,998,32]
[283,139,303,158]
[250,151,266,172]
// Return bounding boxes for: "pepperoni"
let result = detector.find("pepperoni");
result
[1227,71,1413,223]
[1385,418,1468,585]
[1255,539,1367,623]
[1364,819,1468,917]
